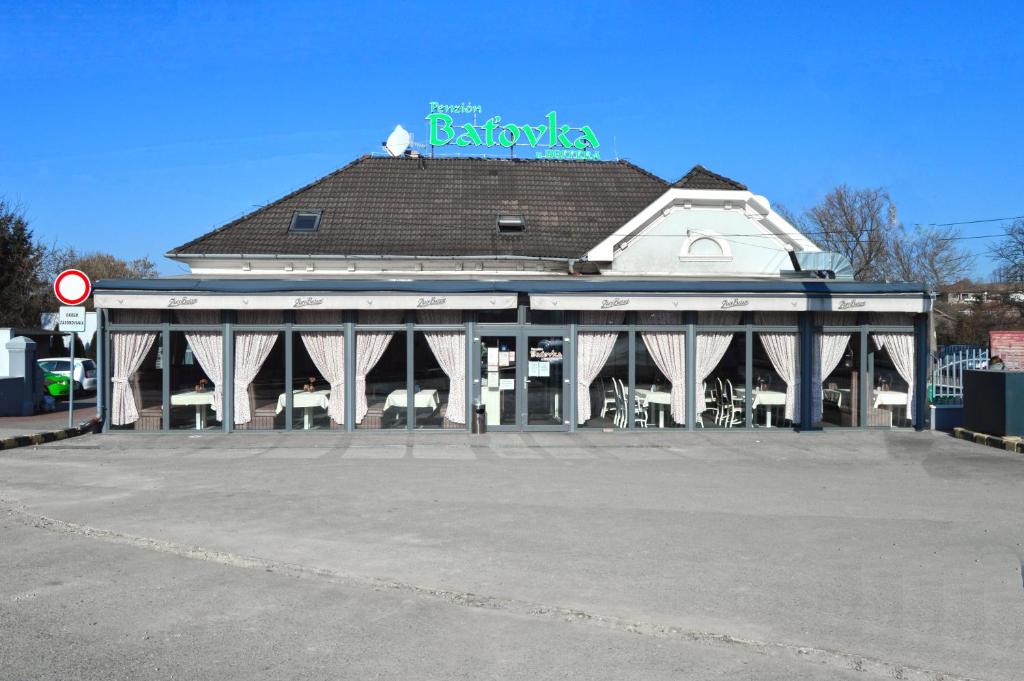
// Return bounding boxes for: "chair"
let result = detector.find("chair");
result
[722,379,744,428]
[715,377,727,425]
[614,378,648,429]
[701,381,719,426]
[612,378,626,428]
[599,377,617,422]
[132,374,163,431]
[235,383,279,430]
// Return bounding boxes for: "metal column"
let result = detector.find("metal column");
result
[685,313,696,431]
[797,312,815,431]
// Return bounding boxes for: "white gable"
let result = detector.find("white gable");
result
[585,189,819,277]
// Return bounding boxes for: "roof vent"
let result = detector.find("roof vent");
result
[289,210,322,232]
[496,214,526,234]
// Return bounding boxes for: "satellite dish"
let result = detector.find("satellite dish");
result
[384,124,411,157]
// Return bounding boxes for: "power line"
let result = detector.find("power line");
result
[918,215,1024,227]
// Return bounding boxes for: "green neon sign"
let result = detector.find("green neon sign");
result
[425,109,601,160]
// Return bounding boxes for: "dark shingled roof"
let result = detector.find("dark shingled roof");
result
[672,164,747,191]
[168,155,670,259]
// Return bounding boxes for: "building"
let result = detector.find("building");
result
[93,155,932,434]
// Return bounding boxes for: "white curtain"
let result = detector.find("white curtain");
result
[872,332,916,422]
[417,310,466,424]
[355,311,404,423]
[871,313,916,423]
[640,312,686,424]
[812,313,852,423]
[110,310,160,425]
[297,310,345,425]
[178,311,224,421]
[694,312,741,407]
[576,311,625,424]
[755,313,800,424]
[233,311,281,426]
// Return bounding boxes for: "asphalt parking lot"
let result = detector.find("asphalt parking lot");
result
[2,430,1022,680]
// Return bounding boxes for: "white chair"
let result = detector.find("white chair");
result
[614,377,648,428]
[715,377,728,425]
[702,381,719,426]
[612,378,626,428]
[722,379,744,427]
[599,377,617,421]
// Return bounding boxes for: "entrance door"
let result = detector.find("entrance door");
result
[479,335,518,428]
[525,335,566,428]
[476,329,569,431]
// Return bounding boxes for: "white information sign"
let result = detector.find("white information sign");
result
[59,306,87,333]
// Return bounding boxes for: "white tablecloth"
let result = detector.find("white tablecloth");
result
[734,388,787,407]
[384,389,440,411]
[822,388,907,408]
[276,389,331,414]
[635,389,670,406]
[873,390,908,407]
[171,390,214,406]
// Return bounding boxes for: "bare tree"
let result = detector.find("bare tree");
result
[779,185,898,281]
[887,225,975,291]
[990,218,1024,284]
[781,185,973,289]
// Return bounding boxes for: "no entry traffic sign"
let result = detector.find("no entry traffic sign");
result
[54,269,92,306]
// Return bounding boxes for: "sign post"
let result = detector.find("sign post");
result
[54,270,92,429]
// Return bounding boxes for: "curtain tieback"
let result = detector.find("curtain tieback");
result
[111,377,129,384]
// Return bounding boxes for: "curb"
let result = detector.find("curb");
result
[953,427,1024,454]
[0,417,101,451]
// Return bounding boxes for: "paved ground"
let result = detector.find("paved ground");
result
[1,430,1022,680]
[0,395,96,438]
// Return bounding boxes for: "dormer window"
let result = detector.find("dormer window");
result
[289,210,322,232]
[496,214,526,234]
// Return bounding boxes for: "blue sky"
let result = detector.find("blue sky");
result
[2,1,1022,277]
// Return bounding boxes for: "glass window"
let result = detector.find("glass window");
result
[636,317,686,429]
[169,329,221,431]
[871,337,913,428]
[414,330,466,429]
[110,331,163,431]
[234,330,285,431]
[528,309,564,324]
[753,332,798,428]
[578,332,627,429]
[357,329,407,429]
[477,308,517,324]
[816,311,862,427]
[698,332,747,428]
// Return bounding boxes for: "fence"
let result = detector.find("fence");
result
[930,347,989,404]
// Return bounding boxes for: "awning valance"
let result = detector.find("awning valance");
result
[529,293,930,313]
[94,292,518,311]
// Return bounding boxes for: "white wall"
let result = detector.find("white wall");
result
[610,207,794,277]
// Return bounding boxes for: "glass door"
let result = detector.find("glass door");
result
[524,333,568,429]
[479,335,518,429]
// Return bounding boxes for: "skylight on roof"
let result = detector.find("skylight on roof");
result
[289,210,322,232]
[496,214,526,234]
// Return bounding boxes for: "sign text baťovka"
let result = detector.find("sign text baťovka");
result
[426,103,600,160]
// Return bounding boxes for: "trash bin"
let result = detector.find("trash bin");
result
[472,403,487,434]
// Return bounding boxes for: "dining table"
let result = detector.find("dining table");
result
[276,389,331,429]
[170,389,215,430]
[384,388,440,413]
[634,388,671,428]
[822,388,908,409]
[733,387,787,427]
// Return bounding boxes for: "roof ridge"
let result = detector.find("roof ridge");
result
[672,164,747,190]
[166,154,373,255]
